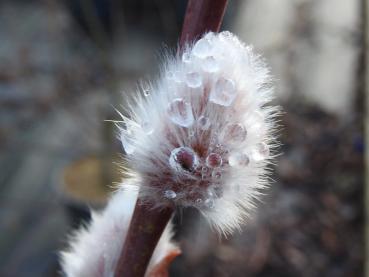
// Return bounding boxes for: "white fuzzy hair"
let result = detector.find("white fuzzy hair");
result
[60,183,177,277]
[119,31,279,235]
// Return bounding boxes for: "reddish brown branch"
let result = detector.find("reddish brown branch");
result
[114,201,173,277]
[114,1,228,276]
[180,0,228,47]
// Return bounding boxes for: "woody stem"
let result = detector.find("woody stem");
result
[114,1,228,276]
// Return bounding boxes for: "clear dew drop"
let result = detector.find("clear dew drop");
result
[224,123,247,142]
[212,170,222,179]
[167,98,194,127]
[169,147,199,172]
[120,129,135,155]
[193,38,212,58]
[228,153,250,167]
[167,71,174,80]
[207,188,214,197]
[197,115,211,130]
[141,121,153,135]
[141,80,150,96]
[213,185,223,198]
[182,51,191,63]
[209,77,237,106]
[185,72,202,88]
[206,153,222,168]
[164,190,177,199]
[233,183,241,192]
[252,142,270,161]
[219,31,233,40]
[204,198,215,209]
[168,70,183,83]
[195,198,203,205]
[202,56,219,73]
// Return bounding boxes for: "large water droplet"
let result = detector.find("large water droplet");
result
[164,190,177,199]
[195,198,203,205]
[185,72,202,88]
[223,123,247,142]
[228,153,250,167]
[197,116,211,130]
[169,147,199,172]
[167,98,194,127]
[252,142,270,161]
[120,129,135,155]
[209,77,237,106]
[202,56,219,73]
[206,153,222,168]
[193,38,212,58]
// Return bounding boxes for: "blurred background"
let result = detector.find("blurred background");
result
[0,0,364,276]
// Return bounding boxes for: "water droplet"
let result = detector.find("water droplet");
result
[209,77,237,106]
[141,121,153,135]
[202,56,219,73]
[223,123,247,142]
[213,185,223,198]
[207,188,214,197]
[204,198,215,209]
[185,72,202,88]
[228,153,250,167]
[140,80,150,96]
[164,190,177,199]
[167,98,194,127]
[233,184,241,192]
[168,70,183,83]
[193,38,212,58]
[169,147,199,172]
[195,198,203,205]
[201,166,208,173]
[212,170,222,179]
[219,31,234,41]
[197,116,211,130]
[182,51,191,63]
[206,153,222,168]
[252,142,270,161]
[167,71,174,80]
[120,129,135,155]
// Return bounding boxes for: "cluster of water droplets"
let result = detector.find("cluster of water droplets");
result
[163,121,270,208]
[120,32,273,215]
[157,34,271,208]
[164,35,245,133]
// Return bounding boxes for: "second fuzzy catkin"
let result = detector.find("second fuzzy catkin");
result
[119,31,279,235]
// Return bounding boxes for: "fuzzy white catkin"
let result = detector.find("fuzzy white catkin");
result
[60,184,177,277]
[119,31,279,235]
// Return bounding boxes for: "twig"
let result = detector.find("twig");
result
[180,0,228,47]
[114,1,228,276]
[114,200,173,276]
